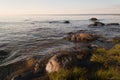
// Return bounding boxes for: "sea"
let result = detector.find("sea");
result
[0,14,120,66]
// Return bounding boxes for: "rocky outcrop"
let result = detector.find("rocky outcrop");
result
[46,49,90,73]
[64,33,97,42]
[88,22,105,27]
[107,23,119,26]
[89,18,98,21]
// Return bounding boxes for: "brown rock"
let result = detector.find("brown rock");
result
[46,51,77,73]
[46,49,90,73]
[64,33,97,42]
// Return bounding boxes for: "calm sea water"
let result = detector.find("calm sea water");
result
[0,14,120,65]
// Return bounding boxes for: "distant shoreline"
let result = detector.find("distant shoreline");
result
[22,14,120,16]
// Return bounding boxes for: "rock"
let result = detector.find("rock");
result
[106,37,120,43]
[46,49,90,73]
[49,21,59,23]
[49,20,70,24]
[64,20,70,24]
[89,18,98,21]
[5,56,39,80]
[64,33,97,42]
[107,23,119,26]
[67,32,74,35]
[11,71,34,80]
[87,44,99,49]
[0,50,9,56]
[74,48,91,60]
[0,50,9,59]
[88,22,105,27]
[46,51,77,73]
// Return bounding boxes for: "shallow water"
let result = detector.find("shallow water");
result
[0,14,120,66]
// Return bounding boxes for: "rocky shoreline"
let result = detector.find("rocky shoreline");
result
[0,18,120,80]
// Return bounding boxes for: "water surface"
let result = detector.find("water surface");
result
[0,14,120,65]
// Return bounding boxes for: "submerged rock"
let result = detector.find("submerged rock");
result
[89,18,98,21]
[49,21,59,23]
[0,50,9,60]
[88,22,105,27]
[107,23,119,26]
[64,33,97,42]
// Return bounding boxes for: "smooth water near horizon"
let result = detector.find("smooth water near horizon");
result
[0,14,120,66]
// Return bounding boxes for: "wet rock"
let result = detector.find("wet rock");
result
[0,50,9,60]
[63,20,70,24]
[88,22,105,27]
[67,32,74,35]
[108,28,120,32]
[49,20,70,24]
[107,23,119,26]
[87,44,99,49]
[89,18,98,21]
[11,71,34,80]
[49,21,59,23]
[5,55,50,80]
[106,37,120,43]
[46,49,90,73]
[4,56,39,80]
[64,33,97,42]
[74,48,91,60]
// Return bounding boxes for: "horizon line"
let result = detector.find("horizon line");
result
[0,13,120,16]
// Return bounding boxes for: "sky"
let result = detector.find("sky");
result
[0,0,120,15]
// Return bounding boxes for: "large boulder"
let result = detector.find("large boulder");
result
[46,49,90,73]
[64,33,97,42]
[88,22,105,27]
[46,51,77,73]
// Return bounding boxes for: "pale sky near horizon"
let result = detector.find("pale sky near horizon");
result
[0,0,120,15]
